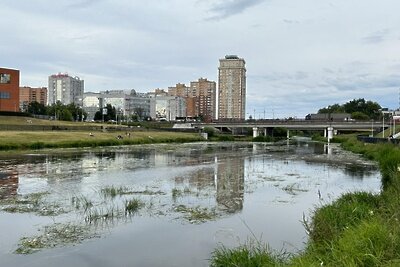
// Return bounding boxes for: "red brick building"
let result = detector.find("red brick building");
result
[0,67,20,112]
[20,86,47,111]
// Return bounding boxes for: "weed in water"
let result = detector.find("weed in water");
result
[172,188,182,199]
[14,223,97,254]
[0,192,64,216]
[71,195,93,211]
[125,198,144,215]
[174,205,216,224]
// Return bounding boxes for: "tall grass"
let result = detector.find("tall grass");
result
[210,241,283,267]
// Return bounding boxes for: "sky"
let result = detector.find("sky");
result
[1,0,400,119]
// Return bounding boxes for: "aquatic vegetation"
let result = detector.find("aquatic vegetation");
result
[125,198,144,215]
[0,192,65,216]
[171,187,195,200]
[281,183,308,195]
[15,223,97,254]
[101,186,166,199]
[171,188,183,199]
[85,206,121,224]
[174,204,217,224]
[101,186,130,198]
[71,195,93,211]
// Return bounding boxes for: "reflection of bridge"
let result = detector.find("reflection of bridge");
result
[192,120,387,138]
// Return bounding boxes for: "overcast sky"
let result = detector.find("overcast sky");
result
[1,0,400,118]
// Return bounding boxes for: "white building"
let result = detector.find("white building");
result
[153,96,186,121]
[48,73,84,106]
[82,92,101,121]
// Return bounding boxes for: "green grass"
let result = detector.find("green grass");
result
[0,130,203,151]
[210,241,283,267]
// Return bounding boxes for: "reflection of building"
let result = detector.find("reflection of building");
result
[218,55,246,120]
[48,73,84,105]
[19,86,47,111]
[0,67,20,112]
[216,156,245,212]
[0,170,19,198]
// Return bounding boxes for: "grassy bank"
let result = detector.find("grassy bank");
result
[0,131,204,151]
[210,136,400,266]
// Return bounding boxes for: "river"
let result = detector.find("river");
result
[0,141,381,266]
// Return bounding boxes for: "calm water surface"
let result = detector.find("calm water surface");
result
[0,142,381,266]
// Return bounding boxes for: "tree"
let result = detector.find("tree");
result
[27,101,47,115]
[318,98,381,120]
[351,111,369,121]
[94,104,116,122]
[318,104,344,114]
[343,98,381,119]
[133,107,145,121]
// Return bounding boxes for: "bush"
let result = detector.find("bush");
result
[203,127,216,138]
[218,135,234,141]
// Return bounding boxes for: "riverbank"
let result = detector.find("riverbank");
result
[210,136,400,266]
[0,130,204,152]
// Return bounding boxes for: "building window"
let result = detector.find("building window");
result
[0,74,11,84]
[0,91,11,99]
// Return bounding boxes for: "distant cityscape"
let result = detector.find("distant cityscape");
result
[0,55,246,122]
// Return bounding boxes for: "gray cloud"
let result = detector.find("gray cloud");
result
[362,29,390,44]
[66,0,102,9]
[207,0,266,20]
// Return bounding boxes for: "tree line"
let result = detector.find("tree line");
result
[27,101,87,121]
[318,98,382,120]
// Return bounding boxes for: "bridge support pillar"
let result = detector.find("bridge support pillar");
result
[324,129,327,138]
[327,127,334,141]
[253,127,259,138]
[287,130,290,140]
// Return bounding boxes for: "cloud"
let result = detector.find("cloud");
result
[362,29,390,44]
[206,0,266,20]
[66,0,102,9]
[283,19,300,24]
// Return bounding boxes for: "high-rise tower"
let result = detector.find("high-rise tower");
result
[218,55,246,120]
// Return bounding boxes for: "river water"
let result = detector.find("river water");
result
[0,141,380,266]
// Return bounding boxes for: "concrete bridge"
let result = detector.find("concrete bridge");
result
[192,120,388,139]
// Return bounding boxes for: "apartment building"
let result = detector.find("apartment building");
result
[218,55,246,120]
[48,73,84,106]
[190,78,216,122]
[19,86,47,111]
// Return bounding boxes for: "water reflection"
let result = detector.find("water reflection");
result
[216,156,244,213]
[0,170,18,199]
[0,142,382,267]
